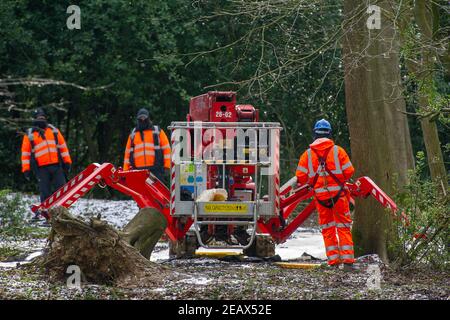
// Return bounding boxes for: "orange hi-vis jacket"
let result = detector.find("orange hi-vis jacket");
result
[21,125,72,173]
[123,126,171,171]
[296,138,354,200]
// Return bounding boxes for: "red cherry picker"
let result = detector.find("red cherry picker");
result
[31,91,407,257]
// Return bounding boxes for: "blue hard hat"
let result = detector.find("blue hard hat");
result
[313,119,332,134]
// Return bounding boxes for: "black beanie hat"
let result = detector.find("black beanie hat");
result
[137,108,150,119]
[33,108,46,119]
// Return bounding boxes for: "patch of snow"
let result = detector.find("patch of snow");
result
[0,250,44,269]
[150,247,170,262]
[0,261,24,268]
[179,276,213,286]
[22,194,138,229]
[276,231,326,260]
[69,198,138,229]
[25,250,43,261]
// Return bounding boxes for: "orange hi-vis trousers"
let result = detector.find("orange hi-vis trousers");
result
[316,195,355,265]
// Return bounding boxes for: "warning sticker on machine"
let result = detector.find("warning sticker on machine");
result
[204,203,248,213]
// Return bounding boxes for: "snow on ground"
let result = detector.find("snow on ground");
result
[22,194,139,229]
[181,228,326,262]
[0,250,43,268]
[0,238,47,269]
[277,228,326,260]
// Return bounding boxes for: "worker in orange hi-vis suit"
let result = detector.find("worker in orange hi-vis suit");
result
[21,108,72,207]
[296,119,355,270]
[123,108,171,183]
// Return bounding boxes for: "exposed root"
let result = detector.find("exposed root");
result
[36,207,173,286]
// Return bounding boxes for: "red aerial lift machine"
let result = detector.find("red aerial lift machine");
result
[31,91,407,256]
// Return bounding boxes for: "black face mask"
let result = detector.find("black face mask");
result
[136,118,152,131]
[33,119,48,129]
[313,133,332,140]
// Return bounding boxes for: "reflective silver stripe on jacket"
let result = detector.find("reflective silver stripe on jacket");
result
[307,149,315,177]
[22,152,31,156]
[57,143,68,149]
[22,160,30,164]
[314,186,342,193]
[34,140,56,150]
[134,142,155,151]
[331,145,342,174]
[34,148,57,158]
[161,144,170,150]
[340,254,354,260]
[163,154,171,159]
[341,161,352,170]
[134,150,155,158]
[296,165,308,174]
[60,152,70,157]
[339,245,354,251]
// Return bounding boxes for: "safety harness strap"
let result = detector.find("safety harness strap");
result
[129,128,136,168]
[152,125,164,170]
[48,124,64,166]
[309,146,345,209]
[27,128,37,174]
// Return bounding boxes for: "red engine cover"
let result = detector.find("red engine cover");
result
[189,91,237,122]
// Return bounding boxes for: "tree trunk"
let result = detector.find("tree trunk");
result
[342,0,414,262]
[419,96,448,193]
[414,0,448,193]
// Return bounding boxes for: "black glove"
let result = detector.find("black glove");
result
[63,163,71,176]
[24,171,31,181]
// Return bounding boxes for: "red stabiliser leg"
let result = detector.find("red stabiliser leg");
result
[31,163,192,242]
[347,176,410,225]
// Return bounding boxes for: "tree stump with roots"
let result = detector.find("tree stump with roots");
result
[38,207,172,286]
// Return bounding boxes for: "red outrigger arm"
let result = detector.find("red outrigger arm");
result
[31,163,192,241]
[346,176,410,225]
